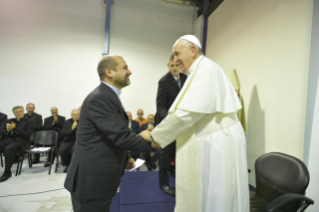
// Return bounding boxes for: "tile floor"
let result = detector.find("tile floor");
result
[0,155,153,212]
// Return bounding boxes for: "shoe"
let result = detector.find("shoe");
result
[160,185,175,196]
[63,166,69,173]
[146,162,152,171]
[151,164,157,170]
[44,161,53,167]
[0,172,12,182]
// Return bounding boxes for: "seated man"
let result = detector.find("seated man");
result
[24,103,43,164]
[134,109,148,127]
[43,107,66,167]
[141,114,160,171]
[127,111,142,161]
[0,112,7,140]
[0,106,34,182]
[59,109,80,173]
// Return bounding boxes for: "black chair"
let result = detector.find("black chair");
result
[0,152,3,167]
[250,152,314,212]
[25,130,58,175]
[15,150,26,176]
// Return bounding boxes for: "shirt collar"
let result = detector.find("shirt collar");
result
[170,73,180,81]
[102,81,121,97]
[188,55,205,74]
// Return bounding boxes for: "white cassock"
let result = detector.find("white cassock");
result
[151,55,249,212]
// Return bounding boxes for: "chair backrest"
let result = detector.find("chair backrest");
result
[255,152,310,212]
[34,130,58,147]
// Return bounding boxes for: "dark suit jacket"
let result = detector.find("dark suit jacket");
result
[24,112,43,131]
[43,115,66,140]
[155,72,187,125]
[4,117,34,150]
[0,113,7,139]
[131,120,141,134]
[64,83,151,200]
[141,123,154,131]
[62,118,78,143]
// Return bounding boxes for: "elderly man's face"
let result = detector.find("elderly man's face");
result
[173,40,193,74]
[26,104,35,114]
[14,108,24,119]
[72,110,80,121]
[147,115,154,124]
[137,110,144,119]
[168,61,180,77]
[126,112,132,122]
[51,107,58,116]
[113,57,132,89]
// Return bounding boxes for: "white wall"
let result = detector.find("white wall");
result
[205,0,313,186]
[0,0,194,120]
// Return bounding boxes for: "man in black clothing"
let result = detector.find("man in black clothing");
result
[60,109,80,173]
[155,54,187,196]
[24,103,43,163]
[64,56,152,212]
[0,106,34,182]
[43,107,65,167]
[0,112,7,140]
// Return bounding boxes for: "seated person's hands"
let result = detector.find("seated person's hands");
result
[126,157,135,169]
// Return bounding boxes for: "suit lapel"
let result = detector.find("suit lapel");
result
[167,72,180,91]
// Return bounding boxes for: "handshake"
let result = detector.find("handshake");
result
[139,130,161,148]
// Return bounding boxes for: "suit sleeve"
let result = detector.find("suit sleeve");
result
[43,118,54,130]
[89,97,151,152]
[156,80,168,124]
[34,115,43,131]
[131,122,142,134]
[62,121,77,136]
[55,117,65,129]
[0,114,7,136]
[12,120,34,139]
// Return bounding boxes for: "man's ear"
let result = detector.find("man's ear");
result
[190,45,197,59]
[104,68,113,78]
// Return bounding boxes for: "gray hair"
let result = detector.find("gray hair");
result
[179,39,203,55]
[26,102,35,108]
[12,105,24,112]
[167,54,175,64]
[71,109,80,115]
[97,56,118,80]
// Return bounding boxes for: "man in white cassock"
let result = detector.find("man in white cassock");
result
[149,35,249,212]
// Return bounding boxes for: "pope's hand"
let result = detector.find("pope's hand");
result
[139,130,152,142]
[126,157,135,169]
[152,141,161,148]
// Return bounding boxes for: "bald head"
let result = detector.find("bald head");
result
[97,55,132,90]
[51,107,58,116]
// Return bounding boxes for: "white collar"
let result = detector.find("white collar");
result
[188,55,205,74]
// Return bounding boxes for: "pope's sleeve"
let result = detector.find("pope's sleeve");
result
[151,109,204,148]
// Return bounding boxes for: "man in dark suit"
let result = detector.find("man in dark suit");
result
[0,112,7,140]
[43,107,66,167]
[141,114,160,171]
[59,109,80,173]
[24,103,43,164]
[0,106,34,182]
[64,56,152,212]
[155,54,187,196]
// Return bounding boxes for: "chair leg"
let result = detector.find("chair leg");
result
[49,148,54,175]
[55,150,59,173]
[19,155,23,175]
[15,159,20,176]
[0,153,3,168]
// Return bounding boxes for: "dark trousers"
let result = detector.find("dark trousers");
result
[159,141,176,186]
[143,147,160,166]
[0,138,21,173]
[130,151,140,161]
[71,194,112,212]
[59,141,75,166]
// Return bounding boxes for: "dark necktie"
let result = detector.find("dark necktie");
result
[176,78,181,89]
